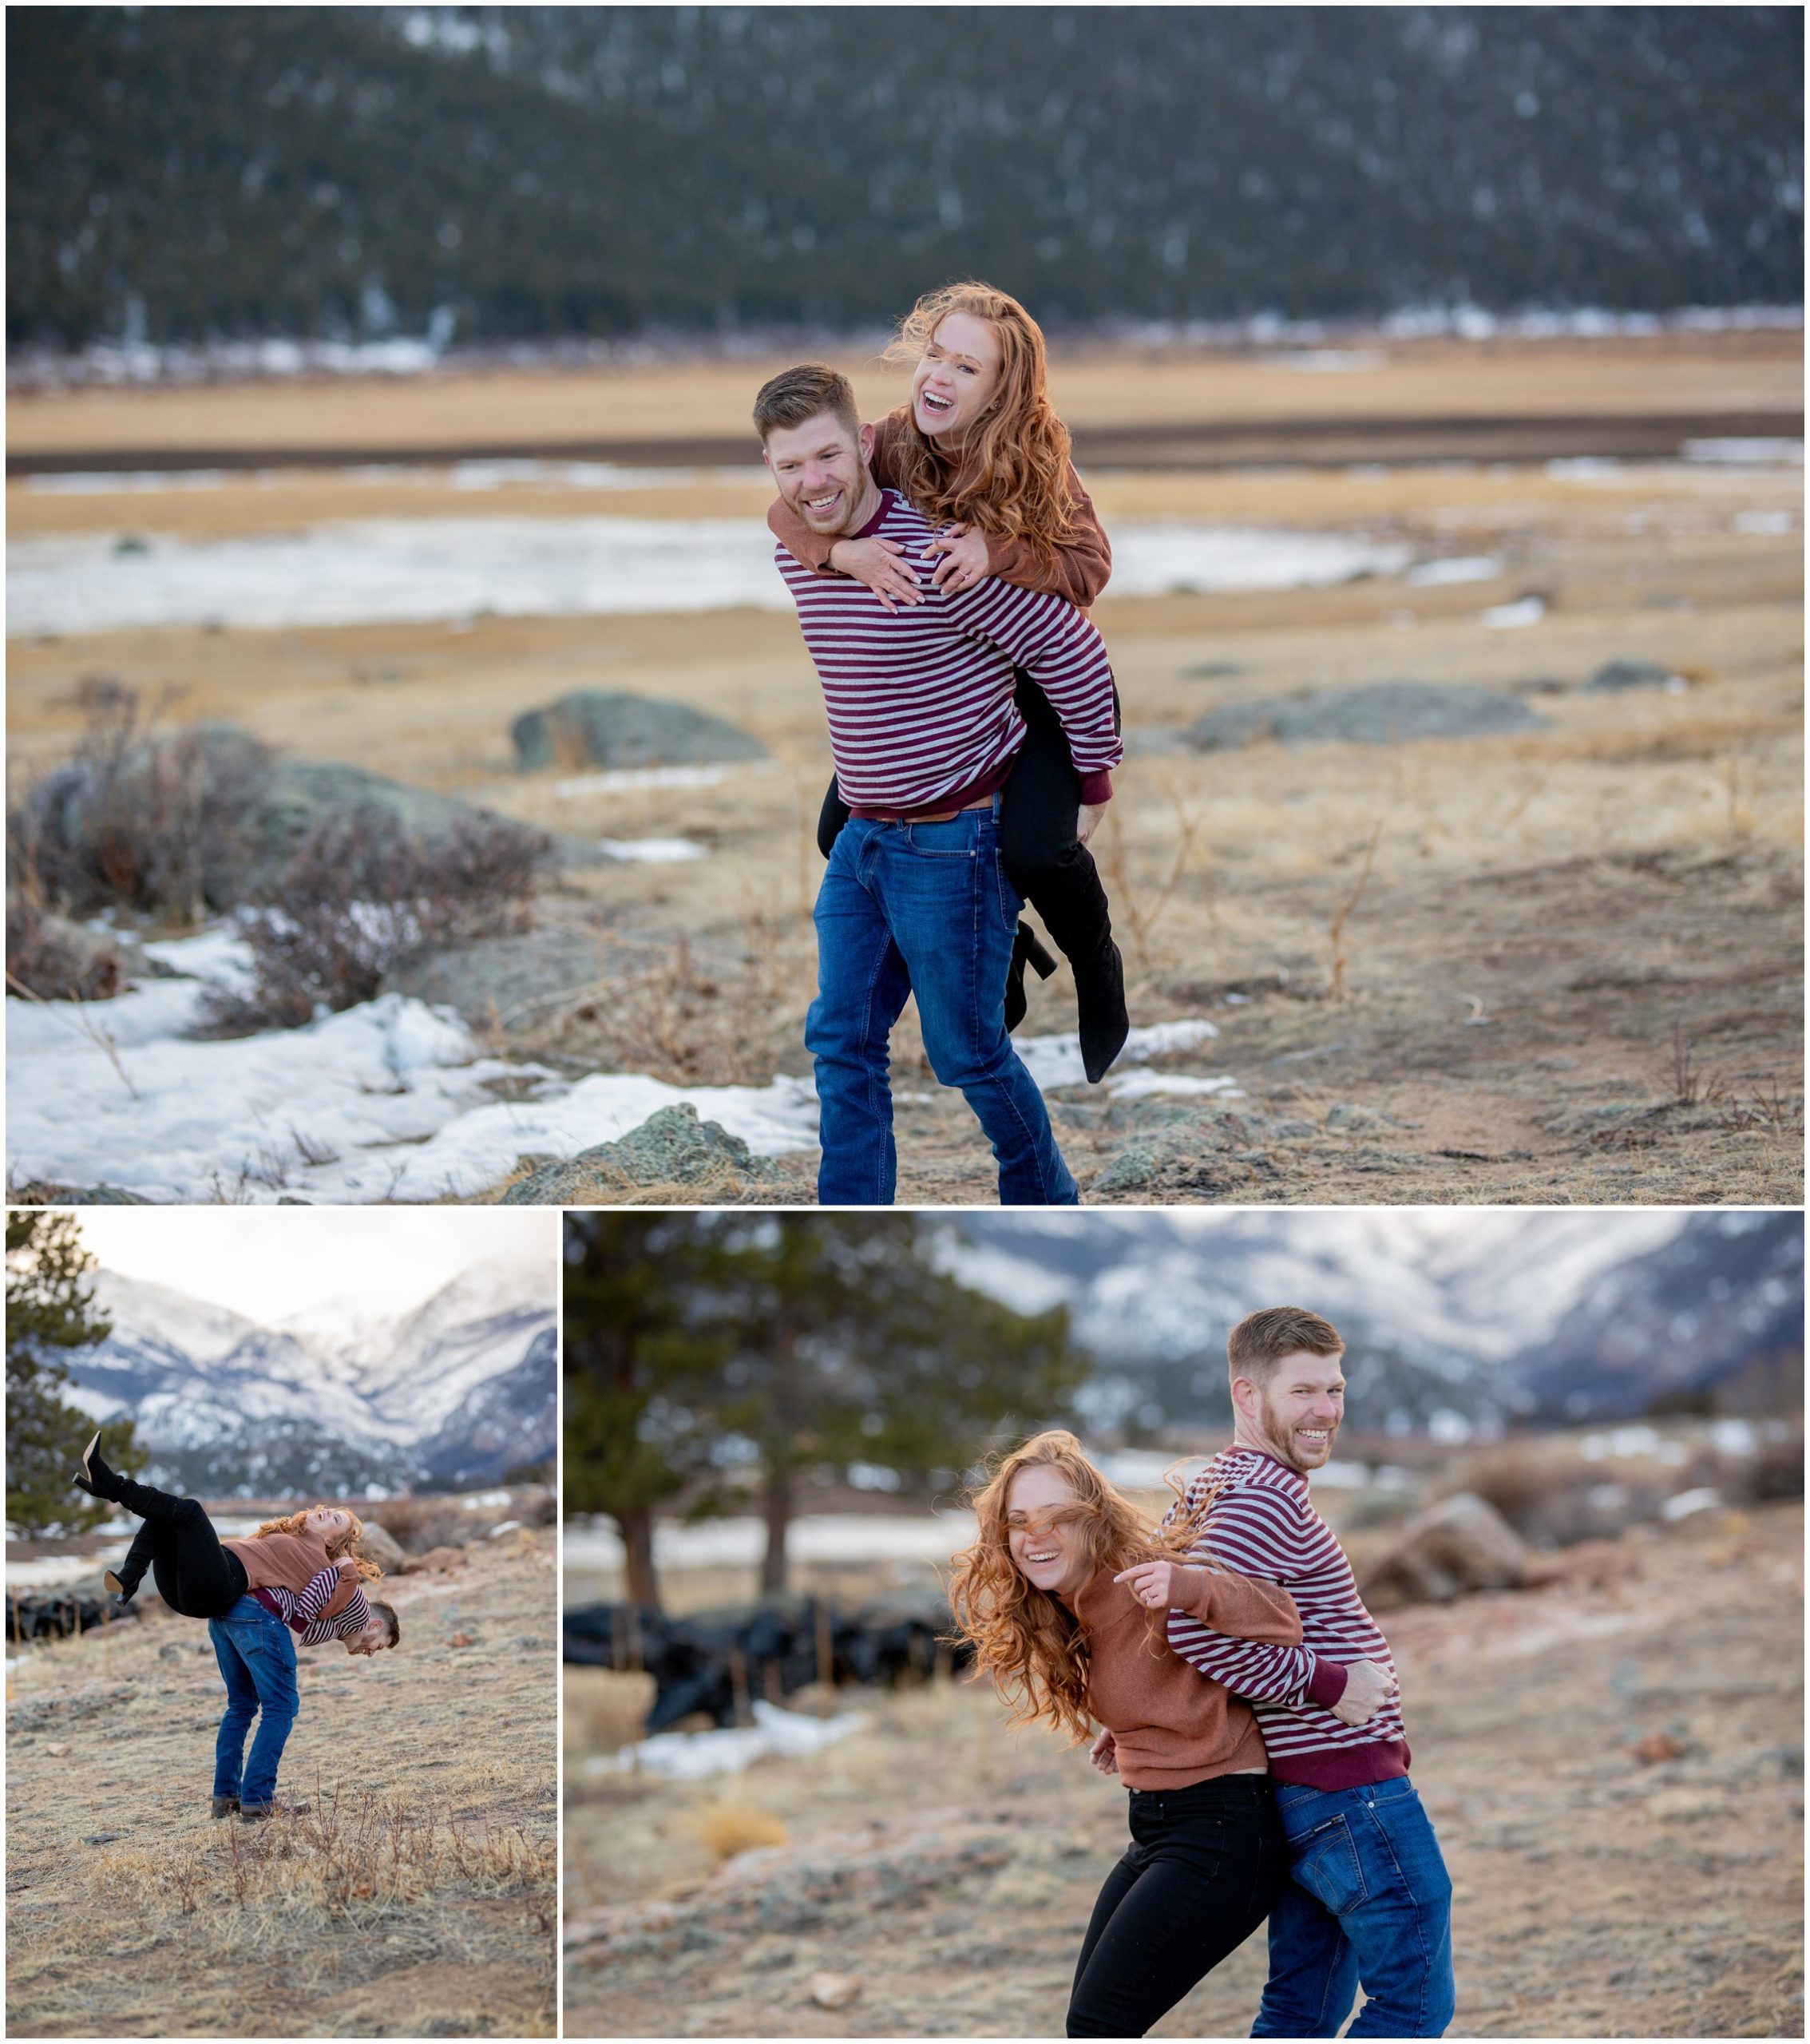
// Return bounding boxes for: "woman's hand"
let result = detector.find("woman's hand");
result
[1089,1727,1119,1776]
[1113,1559,1205,1611]
[336,1555,361,1574]
[828,535,923,612]
[925,521,991,594]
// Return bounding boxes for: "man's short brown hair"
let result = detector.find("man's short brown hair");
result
[1227,1306,1345,1384]
[370,1599,401,1649]
[753,362,861,444]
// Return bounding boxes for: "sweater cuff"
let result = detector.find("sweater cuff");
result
[1077,769,1114,806]
[1307,1658,1349,1709]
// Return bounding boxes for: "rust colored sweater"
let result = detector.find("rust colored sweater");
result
[1072,1562,1303,1791]
[766,409,1113,608]
[223,1531,361,1619]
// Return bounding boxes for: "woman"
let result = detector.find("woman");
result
[768,281,1127,1083]
[73,1431,398,1819]
[948,1431,1301,2038]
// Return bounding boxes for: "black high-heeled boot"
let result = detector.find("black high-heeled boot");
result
[103,1566,143,1602]
[71,1429,106,1498]
[1004,921,1059,1033]
[1074,935,1129,1084]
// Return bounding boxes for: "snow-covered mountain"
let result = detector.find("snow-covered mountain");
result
[941,1212,1796,1437]
[71,1262,556,1494]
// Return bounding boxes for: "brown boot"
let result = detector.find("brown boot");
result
[211,1795,239,1819]
[238,1797,310,1822]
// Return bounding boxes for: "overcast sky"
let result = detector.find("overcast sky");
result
[74,1209,559,1322]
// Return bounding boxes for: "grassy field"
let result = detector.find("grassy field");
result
[564,1500,1804,2039]
[5,1531,557,2038]
[6,330,1801,1205]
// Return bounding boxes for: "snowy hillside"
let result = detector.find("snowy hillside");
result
[69,1263,556,1494]
[940,1211,1784,1437]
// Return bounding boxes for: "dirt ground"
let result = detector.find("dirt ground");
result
[563,1500,1804,2040]
[5,1532,558,2038]
[6,332,1801,1206]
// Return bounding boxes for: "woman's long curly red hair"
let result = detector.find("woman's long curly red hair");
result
[254,1507,384,1582]
[882,281,1079,571]
[946,1431,1213,1745]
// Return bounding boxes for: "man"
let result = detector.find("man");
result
[754,362,1121,1206]
[212,1553,400,1819]
[1153,1307,1457,2038]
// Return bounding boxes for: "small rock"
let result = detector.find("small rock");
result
[513,1635,549,1651]
[1586,659,1684,693]
[1632,1730,1693,1765]
[83,1832,125,1846]
[45,1742,69,1757]
[7,1181,152,1206]
[1325,1103,1392,1132]
[511,690,768,773]
[1187,681,1547,751]
[501,1103,784,1202]
[404,1546,469,1575]
[158,1645,184,1663]
[446,1632,476,1649]
[808,1972,863,2010]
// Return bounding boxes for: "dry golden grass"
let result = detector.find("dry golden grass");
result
[7,327,1800,458]
[6,1535,558,2038]
[687,1804,791,1864]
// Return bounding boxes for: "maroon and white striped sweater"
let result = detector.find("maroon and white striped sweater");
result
[1164,1446,1412,1791]
[253,1566,371,1646]
[774,489,1122,818]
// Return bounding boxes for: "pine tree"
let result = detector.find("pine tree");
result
[5,1210,145,1535]
[565,1212,1087,1605]
[562,1212,734,1611]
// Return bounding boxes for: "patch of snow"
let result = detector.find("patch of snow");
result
[1681,438,1804,465]
[597,1698,870,1781]
[1481,596,1546,628]
[1017,1016,1222,1092]
[1734,509,1796,535]
[1404,555,1503,586]
[598,837,707,862]
[1103,1071,1243,1103]
[1660,1486,1721,1522]
[564,1511,980,1573]
[460,1489,515,1510]
[553,765,739,797]
[8,519,1416,635]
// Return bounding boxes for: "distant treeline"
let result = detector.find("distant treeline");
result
[7,6,1803,348]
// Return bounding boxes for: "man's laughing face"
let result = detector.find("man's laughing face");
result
[1241,1349,1346,1474]
[763,413,876,537]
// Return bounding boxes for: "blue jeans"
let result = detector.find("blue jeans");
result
[1252,1776,1456,2038]
[208,1595,300,1808]
[806,802,1078,1206]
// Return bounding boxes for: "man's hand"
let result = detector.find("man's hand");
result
[1089,1727,1119,1776]
[1329,1658,1398,1727]
[1075,802,1108,848]
[1113,1559,1205,1611]
[827,535,922,611]
[925,522,991,594]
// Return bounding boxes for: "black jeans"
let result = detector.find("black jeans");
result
[1067,1774,1288,2038]
[816,674,1116,967]
[115,1480,248,1620]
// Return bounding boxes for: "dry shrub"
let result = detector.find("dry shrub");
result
[5,897,125,1001]
[363,1494,536,1553]
[687,1802,789,1864]
[179,1787,553,1923]
[8,680,274,922]
[1735,1422,1805,1503]
[198,804,549,1036]
[565,1668,655,1756]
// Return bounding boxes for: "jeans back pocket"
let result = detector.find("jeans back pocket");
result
[1290,1812,1369,1915]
